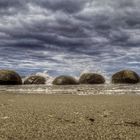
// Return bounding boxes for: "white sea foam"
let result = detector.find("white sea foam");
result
[1,84,140,95]
[22,71,54,85]
[34,68,110,85]
[22,68,111,85]
[35,71,54,85]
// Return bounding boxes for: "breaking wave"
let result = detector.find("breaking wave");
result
[35,71,54,85]
[1,70,140,95]
[22,69,110,85]
[22,71,54,85]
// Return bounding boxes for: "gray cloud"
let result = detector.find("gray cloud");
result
[0,0,140,76]
[32,0,88,14]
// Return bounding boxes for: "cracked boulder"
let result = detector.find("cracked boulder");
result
[24,75,46,85]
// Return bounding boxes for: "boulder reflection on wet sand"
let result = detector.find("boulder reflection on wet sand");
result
[79,73,105,84]
[52,75,78,85]
[0,69,22,85]
[112,70,139,84]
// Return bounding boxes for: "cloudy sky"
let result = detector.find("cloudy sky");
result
[0,0,140,76]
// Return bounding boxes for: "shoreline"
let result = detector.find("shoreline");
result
[1,84,140,95]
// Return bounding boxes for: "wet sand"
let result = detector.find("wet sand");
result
[0,93,140,140]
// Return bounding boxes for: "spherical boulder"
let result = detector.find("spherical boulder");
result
[0,70,22,85]
[52,75,78,85]
[79,73,105,84]
[112,70,139,84]
[24,75,46,85]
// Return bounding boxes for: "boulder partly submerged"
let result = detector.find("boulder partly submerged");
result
[112,70,139,84]
[0,70,22,85]
[52,75,78,85]
[79,73,105,84]
[24,75,46,85]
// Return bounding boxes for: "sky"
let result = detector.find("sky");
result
[0,0,140,76]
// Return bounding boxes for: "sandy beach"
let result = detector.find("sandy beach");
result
[0,93,139,140]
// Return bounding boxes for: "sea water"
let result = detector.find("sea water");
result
[0,71,140,95]
[0,84,140,95]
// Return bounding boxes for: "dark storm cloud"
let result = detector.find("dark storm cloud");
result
[33,0,87,14]
[0,0,140,76]
[0,0,22,9]
[0,0,27,15]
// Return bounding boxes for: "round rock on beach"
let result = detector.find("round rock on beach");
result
[0,70,22,85]
[79,73,105,84]
[112,70,139,84]
[52,75,78,85]
[24,75,46,85]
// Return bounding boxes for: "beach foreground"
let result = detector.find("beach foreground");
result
[0,93,140,140]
